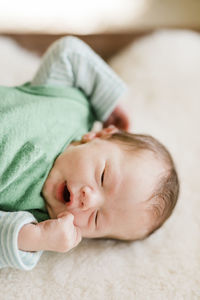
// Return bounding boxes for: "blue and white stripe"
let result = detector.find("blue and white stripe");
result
[0,211,42,270]
[31,36,127,121]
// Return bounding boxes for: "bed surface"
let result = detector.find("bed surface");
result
[0,30,199,299]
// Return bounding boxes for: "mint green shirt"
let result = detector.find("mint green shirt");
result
[0,83,95,222]
[0,36,127,270]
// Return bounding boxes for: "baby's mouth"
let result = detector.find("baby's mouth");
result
[63,184,70,203]
[57,181,74,206]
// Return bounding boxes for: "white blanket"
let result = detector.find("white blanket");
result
[0,30,199,299]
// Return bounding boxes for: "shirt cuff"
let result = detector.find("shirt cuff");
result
[94,82,128,122]
[0,211,43,270]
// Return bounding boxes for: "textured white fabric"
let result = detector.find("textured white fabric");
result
[0,29,199,299]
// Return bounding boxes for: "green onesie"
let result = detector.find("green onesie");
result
[0,82,95,222]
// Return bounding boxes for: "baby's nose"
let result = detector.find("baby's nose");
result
[80,186,100,210]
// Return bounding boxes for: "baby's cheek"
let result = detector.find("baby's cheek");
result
[72,211,89,229]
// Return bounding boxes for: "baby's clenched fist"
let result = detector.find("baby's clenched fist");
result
[38,211,82,253]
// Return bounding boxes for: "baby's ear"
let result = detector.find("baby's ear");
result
[81,125,119,143]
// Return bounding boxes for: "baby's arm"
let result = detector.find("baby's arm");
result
[18,211,81,253]
[0,210,42,270]
[0,210,81,270]
[30,36,127,123]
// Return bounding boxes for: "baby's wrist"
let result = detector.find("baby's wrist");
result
[18,223,43,252]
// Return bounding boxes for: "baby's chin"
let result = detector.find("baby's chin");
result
[69,140,82,147]
[45,202,57,219]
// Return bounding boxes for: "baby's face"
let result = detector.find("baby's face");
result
[42,136,164,240]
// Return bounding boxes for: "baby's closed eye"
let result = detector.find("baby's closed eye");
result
[95,210,98,226]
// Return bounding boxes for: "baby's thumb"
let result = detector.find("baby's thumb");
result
[57,211,74,221]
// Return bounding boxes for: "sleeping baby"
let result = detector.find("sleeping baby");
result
[0,36,179,270]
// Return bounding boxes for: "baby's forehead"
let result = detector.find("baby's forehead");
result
[107,198,154,241]
[118,152,165,203]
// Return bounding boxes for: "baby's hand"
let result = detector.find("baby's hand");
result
[103,104,130,131]
[38,211,82,253]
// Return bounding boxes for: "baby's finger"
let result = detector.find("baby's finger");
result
[74,226,82,247]
[81,132,97,142]
[96,126,119,138]
[57,211,74,220]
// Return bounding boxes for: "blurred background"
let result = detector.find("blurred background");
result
[1,0,200,59]
[0,1,200,298]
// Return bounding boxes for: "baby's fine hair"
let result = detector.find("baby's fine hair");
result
[108,130,180,238]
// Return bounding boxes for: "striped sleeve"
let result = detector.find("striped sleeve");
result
[0,210,43,270]
[31,36,127,122]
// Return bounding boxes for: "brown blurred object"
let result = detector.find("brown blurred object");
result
[1,33,150,61]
